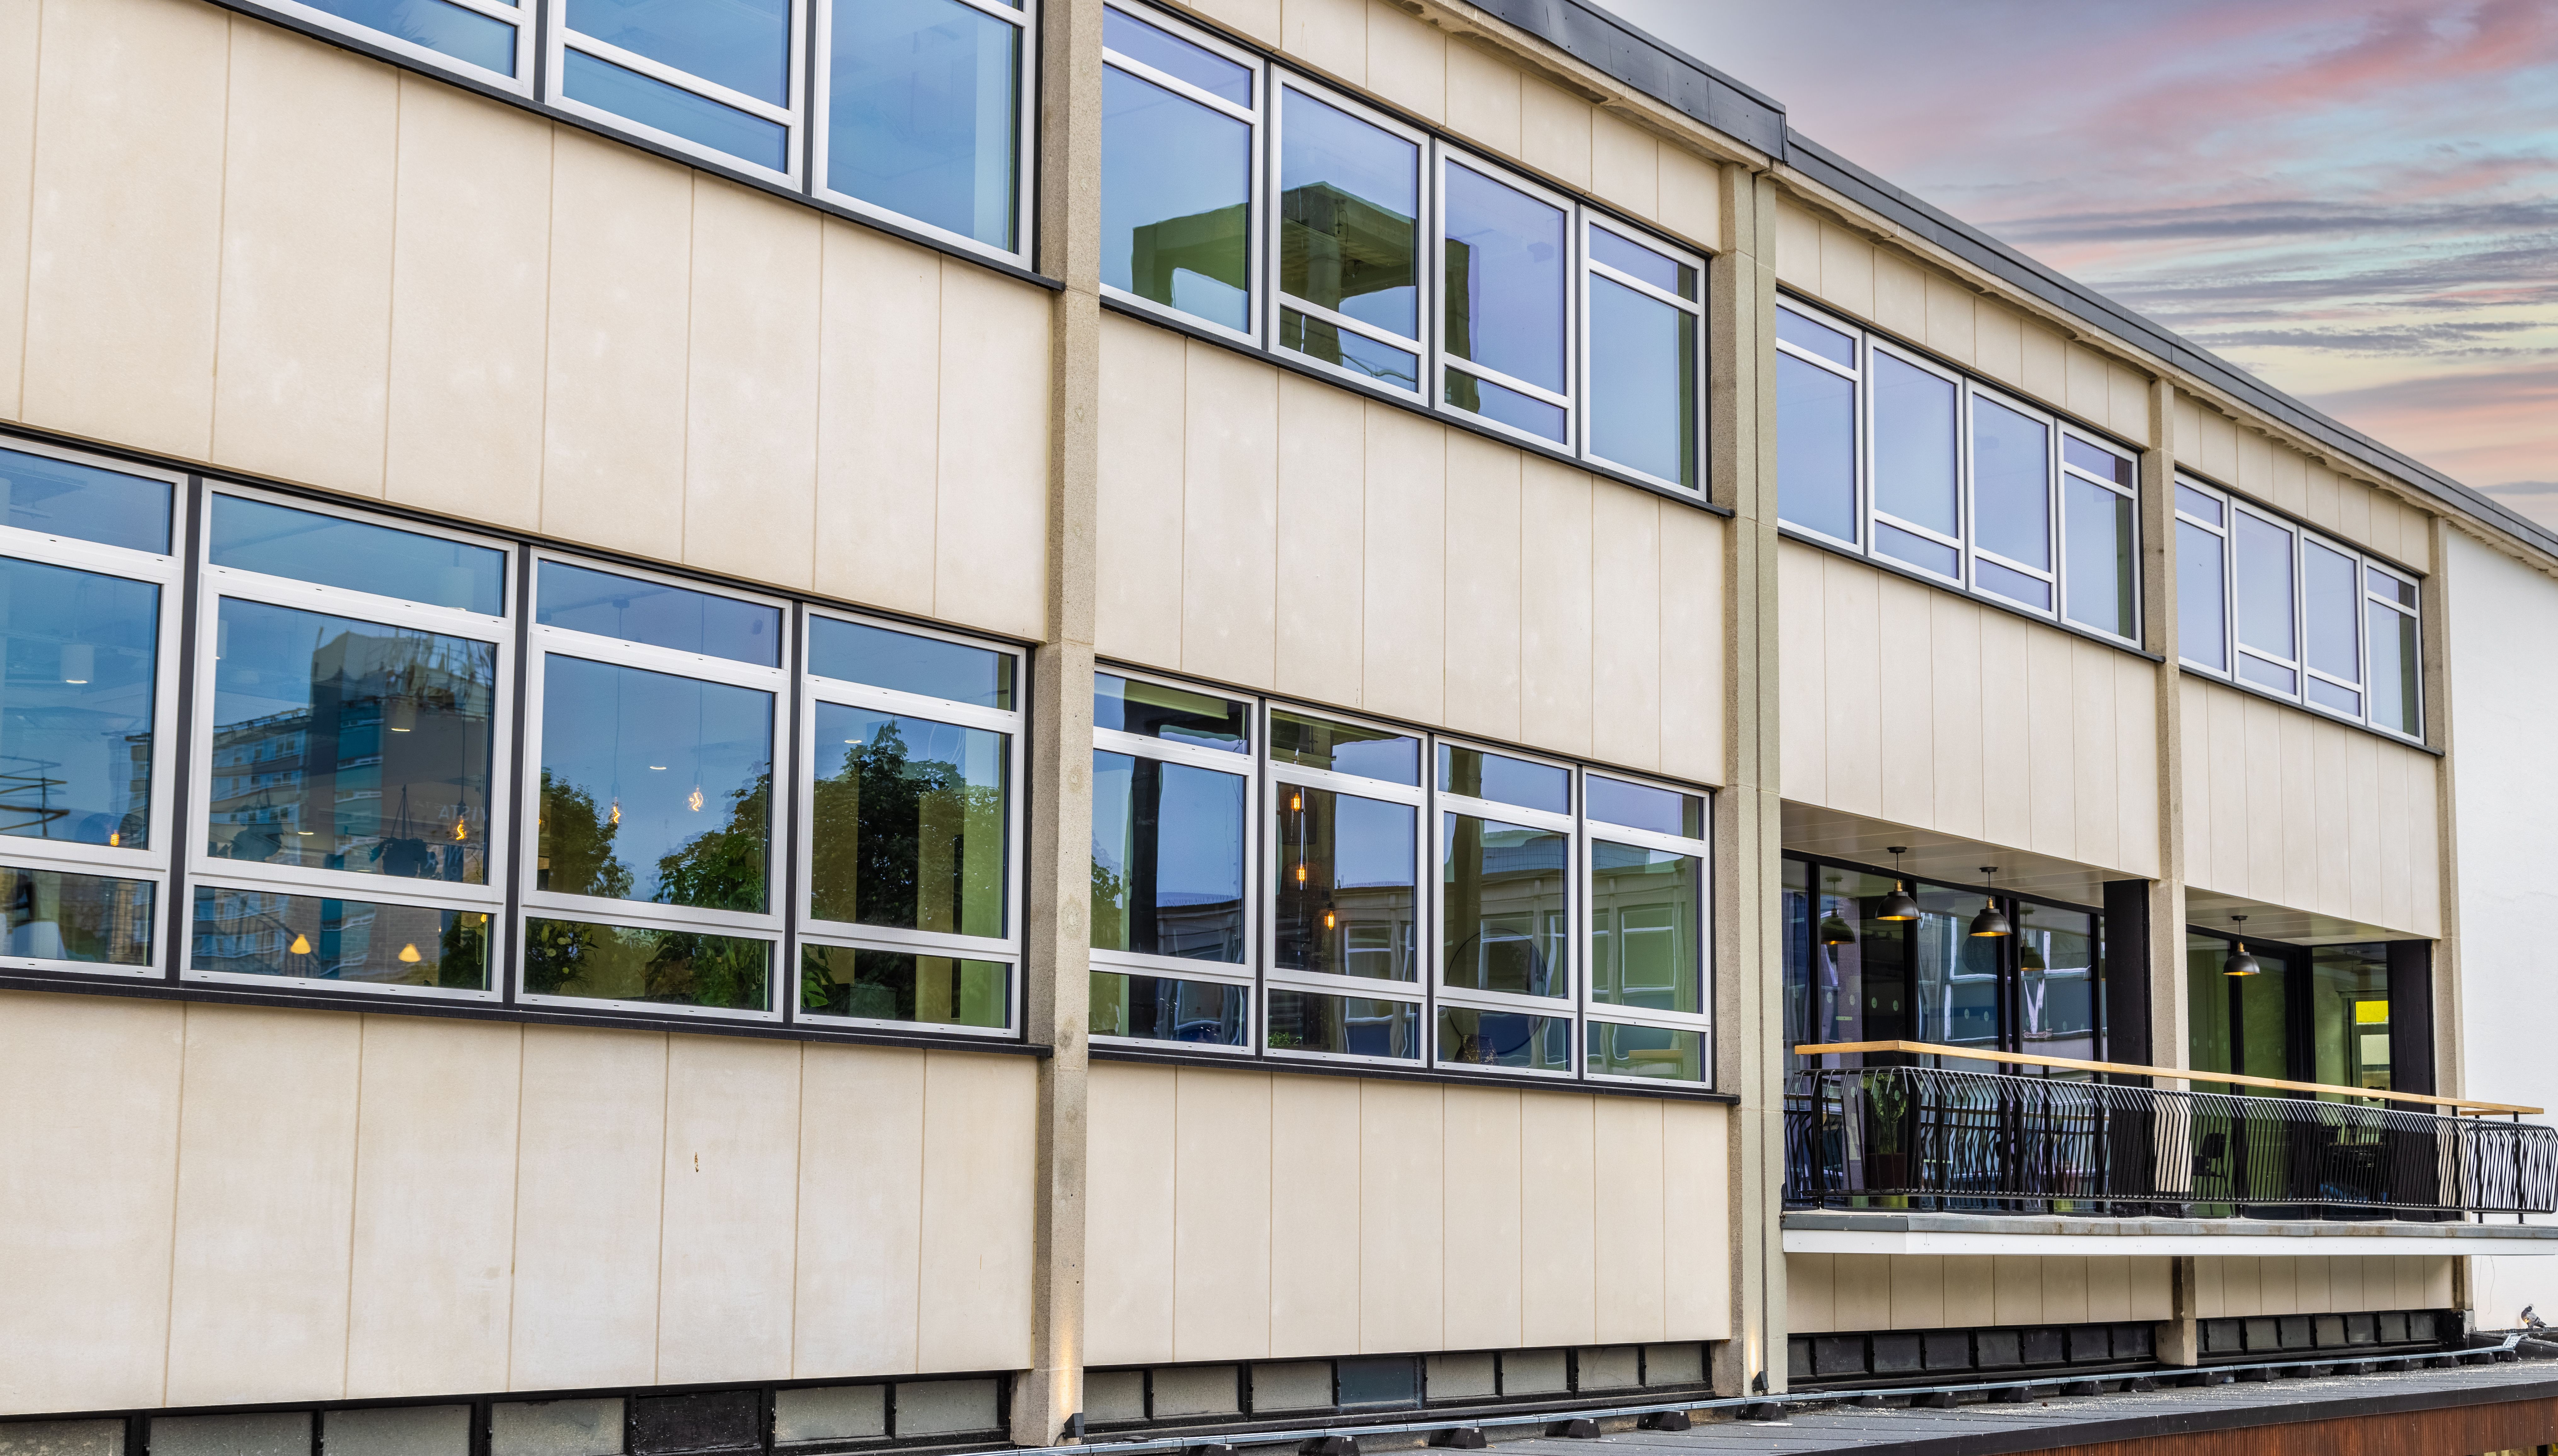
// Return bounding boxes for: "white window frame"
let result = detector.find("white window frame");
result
[1580,214,1707,494]
[186,483,517,1003]
[795,606,1025,1038]
[265,0,534,97]
[1089,665,1259,1057]
[811,0,1039,268]
[1864,336,1965,585]
[0,442,187,981]
[1965,384,2061,621]
[1266,75,1435,401]
[2298,532,2367,719]
[2229,498,2305,698]
[1580,767,1714,1086]
[1432,737,1581,1082]
[2365,559,2424,740]
[2056,426,2141,640]
[1773,298,1864,551]
[2174,477,2232,675]
[1097,2,1264,346]
[1260,701,1427,1070]
[1432,152,1579,454]
[515,552,791,1022]
[549,0,809,189]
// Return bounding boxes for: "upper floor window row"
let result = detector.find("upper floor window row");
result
[1776,299,2141,645]
[1100,5,1706,492]
[0,435,1027,1037]
[2175,478,2422,741]
[287,0,1034,263]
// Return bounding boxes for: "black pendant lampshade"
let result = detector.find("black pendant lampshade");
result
[1967,866,2011,938]
[1876,846,1921,922]
[2223,915,2261,976]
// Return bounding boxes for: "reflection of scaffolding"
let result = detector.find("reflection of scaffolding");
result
[0,753,71,836]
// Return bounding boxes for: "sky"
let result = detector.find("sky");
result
[1601,0,2558,529]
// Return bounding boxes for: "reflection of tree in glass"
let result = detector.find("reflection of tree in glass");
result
[536,770,634,901]
[810,722,998,933]
[437,911,489,991]
[654,769,770,914]
[522,917,767,1008]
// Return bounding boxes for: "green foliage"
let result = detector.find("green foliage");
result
[654,769,770,913]
[809,719,998,932]
[537,770,633,900]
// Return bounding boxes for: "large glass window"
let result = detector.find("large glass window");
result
[557,0,800,177]
[1776,300,2140,643]
[522,560,783,1016]
[1440,159,1570,444]
[1585,222,1702,489]
[1275,85,1425,394]
[820,0,1029,253]
[2176,476,2423,740]
[1438,743,1573,1075]
[1100,5,1255,337]
[277,0,530,88]
[800,614,1020,1035]
[192,492,508,997]
[1585,775,1709,1083]
[1267,708,1422,1063]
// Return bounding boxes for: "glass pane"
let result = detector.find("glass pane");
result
[1274,784,1415,981]
[2307,678,2361,714]
[211,496,504,614]
[523,918,770,1010]
[2175,484,2223,526]
[1270,709,1418,783]
[0,558,157,848]
[1775,306,1854,368]
[2368,567,2416,607]
[1091,969,1247,1044]
[1971,397,2050,571]
[1782,857,1811,1067]
[1590,228,1693,299]
[1872,353,1958,537]
[1443,367,1565,443]
[1442,162,1566,395]
[191,886,486,989]
[1876,521,1956,578]
[809,705,1007,936]
[2176,519,2227,670]
[1587,275,1696,486]
[208,600,494,883]
[1270,988,1419,1058]
[2303,538,2360,685]
[2309,943,2390,1093]
[2185,933,2235,1083]
[538,560,779,665]
[1910,882,2001,1056]
[2238,655,2297,694]
[0,446,172,553]
[1090,751,1244,961]
[800,945,1006,1027]
[1775,353,1856,543]
[1102,8,1249,103]
[537,657,772,911]
[2369,602,2419,735]
[1799,863,1899,1063]
[2063,475,2135,638]
[1094,673,1248,750]
[1437,744,1567,813]
[1588,1020,1703,1081]
[1437,1006,1570,1071]
[1975,557,2050,611]
[304,0,516,72]
[807,618,1011,707]
[569,0,785,101]
[1441,811,1567,998]
[563,48,788,171]
[2016,902,2096,1063]
[1586,776,1702,837]
[2063,436,2132,487]
[828,0,1020,247]
[0,863,154,965]
[1277,308,1419,390]
[1277,90,1418,340]
[1589,841,1700,1014]
[1102,65,1250,332]
[2234,512,2296,660]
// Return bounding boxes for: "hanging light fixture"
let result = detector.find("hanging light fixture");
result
[2018,941,2047,972]
[1968,867,2011,938]
[1817,911,1859,946]
[1876,846,1921,921]
[2223,915,2262,977]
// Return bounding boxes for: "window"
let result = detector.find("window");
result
[191,490,508,996]
[1274,82,1428,395]
[281,0,532,90]
[816,0,1032,253]
[1585,222,1703,489]
[520,558,786,1017]
[799,614,1023,1035]
[1439,158,1572,445]
[2174,476,2423,740]
[0,442,181,977]
[1100,5,1258,339]
[1775,299,2141,642]
[1091,669,1714,1085]
[555,0,802,179]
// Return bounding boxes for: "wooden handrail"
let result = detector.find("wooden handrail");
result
[1793,1040,2544,1117]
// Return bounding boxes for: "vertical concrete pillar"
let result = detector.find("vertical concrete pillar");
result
[2141,379,2197,1368]
[2420,513,2468,1319]
[1016,0,1103,1441]
[1708,161,1783,1397]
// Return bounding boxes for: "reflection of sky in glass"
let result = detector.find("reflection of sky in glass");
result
[1442,163,1565,391]
[539,657,772,910]
[563,50,787,171]
[0,447,172,554]
[2303,538,2361,682]
[2177,520,2227,670]
[213,496,504,614]
[2234,512,2296,658]
[539,560,779,665]
[1590,229,1692,298]
[570,0,787,102]
[1588,275,1693,485]
[830,0,1019,248]
[1777,353,1856,541]
[808,618,1011,707]
[0,558,157,848]
[1103,9,1249,102]
[1872,353,1958,536]
[1102,66,1250,331]
[1090,750,1245,961]
[1971,397,2050,568]
[1279,90,1416,338]
[303,0,516,75]
[1437,744,1567,812]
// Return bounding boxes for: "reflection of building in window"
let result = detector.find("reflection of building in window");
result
[1128,202,1247,313]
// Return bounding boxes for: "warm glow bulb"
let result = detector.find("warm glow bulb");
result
[609,799,621,826]
[1290,792,1302,811]
[1324,910,1336,929]
[288,934,312,955]
[107,831,119,847]
[397,943,422,963]
[688,786,705,812]
[452,818,467,842]
[1295,862,1306,883]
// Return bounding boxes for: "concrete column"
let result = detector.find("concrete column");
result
[2139,378,2188,1086]
[1708,161,1784,1398]
[2421,514,2463,1103]
[1014,0,1104,1441]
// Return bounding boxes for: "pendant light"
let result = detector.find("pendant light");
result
[1967,867,2011,938]
[2223,915,2262,977]
[1875,846,1921,922]
[1817,911,1859,946]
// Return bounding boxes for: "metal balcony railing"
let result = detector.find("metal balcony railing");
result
[1785,1042,2558,1219]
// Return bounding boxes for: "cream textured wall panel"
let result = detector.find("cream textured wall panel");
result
[1283,0,1365,83]
[814,222,940,617]
[1443,432,1525,744]
[1518,1091,1598,1347]
[1656,145,1721,254]
[1083,1062,1179,1366]
[0,993,183,1416]
[1272,374,1368,709]
[1180,345,1281,689]
[1589,484,1664,771]
[1268,1073,1362,1358]
[511,1026,668,1391]
[683,180,822,590]
[657,1038,802,1385]
[795,1044,927,1377]
[915,1051,1036,1373]
[1363,2,1444,124]
[1173,1069,1274,1361]
[932,263,1050,639]
[1772,203,1820,293]
[1518,459,1597,761]
[0,0,33,419]
[1358,1078,1446,1352]
[1097,316,1190,672]
[1443,40,1522,159]
[1814,223,1874,325]
[1441,1086,1526,1351]
[1519,79,1591,191]
[1591,1099,1668,1344]
[1184,0,1279,45]
[1590,113,1658,222]
[1361,405,1449,728]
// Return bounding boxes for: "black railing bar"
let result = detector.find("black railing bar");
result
[1769,1332,2525,1406]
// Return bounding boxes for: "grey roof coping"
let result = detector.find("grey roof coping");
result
[1463,0,1787,156]
[1784,1209,2558,1243]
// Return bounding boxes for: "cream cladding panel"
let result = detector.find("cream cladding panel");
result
[1778,542,2162,878]
[1082,1061,1732,1367]
[2178,675,2442,937]
[1096,317,1726,784]
[0,993,1035,1419]
[0,0,1049,637]
[1787,1253,2173,1334]
[2171,392,2433,570]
